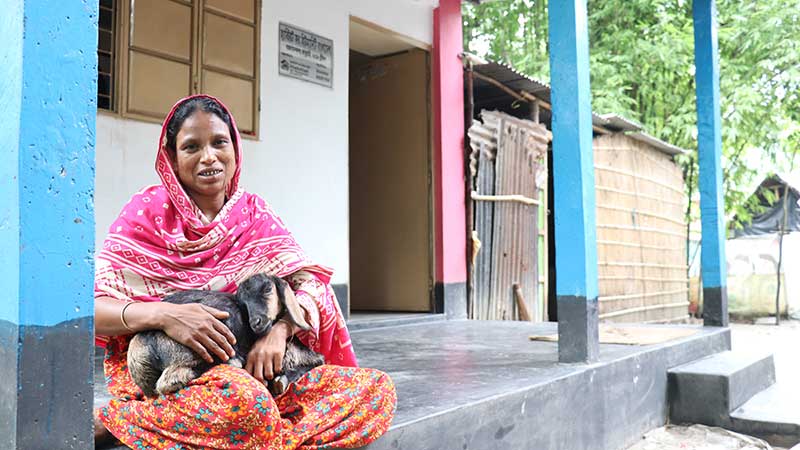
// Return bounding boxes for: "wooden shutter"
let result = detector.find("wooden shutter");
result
[201,0,259,136]
[115,0,260,136]
[124,0,193,119]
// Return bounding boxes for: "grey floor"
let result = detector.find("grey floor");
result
[348,311,435,322]
[351,320,715,427]
[95,320,722,449]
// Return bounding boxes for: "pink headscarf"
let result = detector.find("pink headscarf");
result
[95,95,357,366]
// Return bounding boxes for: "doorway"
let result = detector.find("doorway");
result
[348,17,433,317]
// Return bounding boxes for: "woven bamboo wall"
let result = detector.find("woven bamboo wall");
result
[594,134,689,323]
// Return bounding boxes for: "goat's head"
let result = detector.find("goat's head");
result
[236,273,312,336]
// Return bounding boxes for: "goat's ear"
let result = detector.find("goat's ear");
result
[277,278,312,331]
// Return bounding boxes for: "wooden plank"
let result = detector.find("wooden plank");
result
[514,283,531,321]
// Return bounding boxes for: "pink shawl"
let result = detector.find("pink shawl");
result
[95,94,357,367]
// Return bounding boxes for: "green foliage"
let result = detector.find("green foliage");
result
[464,0,800,228]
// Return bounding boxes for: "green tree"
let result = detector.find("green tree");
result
[464,0,800,228]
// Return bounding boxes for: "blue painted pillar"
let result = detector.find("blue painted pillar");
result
[693,0,728,327]
[547,0,600,362]
[0,1,97,447]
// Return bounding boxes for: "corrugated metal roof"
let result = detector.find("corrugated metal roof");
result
[471,60,614,129]
[627,132,688,156]
[470,58,690,157]
[471,60,552,102]
[599,113,643,132]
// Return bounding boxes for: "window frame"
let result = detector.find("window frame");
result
[97,0,118,112]
[104,0,261,139]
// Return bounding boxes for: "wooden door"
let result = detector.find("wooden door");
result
[349,49,432,311]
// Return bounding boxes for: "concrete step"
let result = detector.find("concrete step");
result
[668,350,776,426]
[730,382,800,448]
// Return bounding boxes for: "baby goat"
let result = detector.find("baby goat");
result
[127,273,325,398]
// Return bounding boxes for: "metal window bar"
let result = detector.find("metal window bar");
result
[97,0,115,110]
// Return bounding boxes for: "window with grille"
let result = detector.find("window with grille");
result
[97,0,116,111]
[98,0,260,137]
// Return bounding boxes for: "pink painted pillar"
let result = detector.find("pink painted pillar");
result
[432,0,467,318]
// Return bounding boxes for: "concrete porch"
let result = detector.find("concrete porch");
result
[95,320,730,450]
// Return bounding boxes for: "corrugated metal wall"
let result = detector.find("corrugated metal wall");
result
[468,110,550,321]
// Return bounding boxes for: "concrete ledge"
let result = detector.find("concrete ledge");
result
[668,350,775,426]
[347,313,446,331]
[358,321,729,450]
[96,322,730,450]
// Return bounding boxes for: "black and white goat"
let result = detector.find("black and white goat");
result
[126,273,324,398]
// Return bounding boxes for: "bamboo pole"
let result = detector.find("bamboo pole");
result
[595,164,686,195]
[597,240,686,251]
[599,276,689,282]
[471,192,540,206]
[597,224,687,238]
[596,204,687,226]
[598,261,688,269]
[513,283,531,321]
[599,301,690,319]
[599,288,689,302]
[596,185,685,206]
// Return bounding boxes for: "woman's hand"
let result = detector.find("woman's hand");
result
[245,320,293,384]
[158,302,238,363]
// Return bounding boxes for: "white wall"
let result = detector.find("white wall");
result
[95,0,436,284]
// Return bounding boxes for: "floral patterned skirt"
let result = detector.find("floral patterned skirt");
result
[98,338,396,449]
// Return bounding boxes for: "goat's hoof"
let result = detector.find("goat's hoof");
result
[227,357,243,369]
[156,366,196,396]
[156,382,186,396]
[271,375,288,396]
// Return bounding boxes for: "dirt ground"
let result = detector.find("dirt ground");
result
[731,318,800,384]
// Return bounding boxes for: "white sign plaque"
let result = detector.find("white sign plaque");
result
[278,22,333,88]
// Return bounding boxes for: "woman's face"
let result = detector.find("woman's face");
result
[172,110,236,202]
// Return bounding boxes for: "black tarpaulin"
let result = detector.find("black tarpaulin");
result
[734,175,800,237]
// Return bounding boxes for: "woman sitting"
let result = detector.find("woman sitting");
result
[94,95,396,449]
